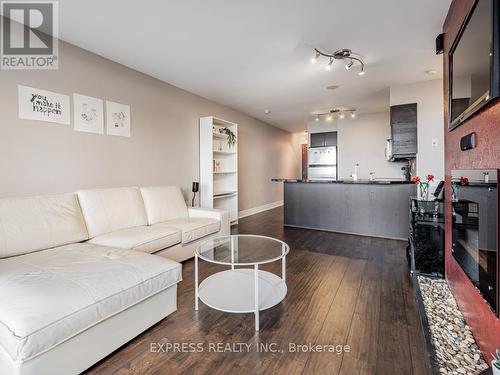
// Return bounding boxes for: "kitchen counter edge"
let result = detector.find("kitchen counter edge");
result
[272,178,413,185]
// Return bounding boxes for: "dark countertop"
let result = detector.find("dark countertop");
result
[272,178,413,185]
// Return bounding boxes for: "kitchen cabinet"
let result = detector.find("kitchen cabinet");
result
[390,103,417,158]
[283,181,416,239]
[324,132,337,147]
[310,133,324,147]
[310,132,337,148]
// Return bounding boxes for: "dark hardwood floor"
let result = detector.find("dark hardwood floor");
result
[86,207,432,375]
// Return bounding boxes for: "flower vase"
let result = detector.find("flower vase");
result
[493,362,500,375]
[419,183,429,201]
[451,184,458,202]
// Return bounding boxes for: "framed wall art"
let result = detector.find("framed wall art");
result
[18,85,70,125]
[73,94,104,134]
[106,100,131,137]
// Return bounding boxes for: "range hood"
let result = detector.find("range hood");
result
[388,103,417,161]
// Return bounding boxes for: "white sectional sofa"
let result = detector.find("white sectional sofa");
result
[0,186,229,375]
[76,186,229,262]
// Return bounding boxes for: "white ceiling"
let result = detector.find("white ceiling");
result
[58,0,451,132]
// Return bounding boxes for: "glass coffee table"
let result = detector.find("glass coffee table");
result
[195,235,289,331]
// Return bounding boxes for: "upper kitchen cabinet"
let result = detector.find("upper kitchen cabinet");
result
[310,132,337,148]
[324,132,337,147]
[390,103,417,158]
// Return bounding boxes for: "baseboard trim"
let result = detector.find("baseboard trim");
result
[283,224,407,241]
[238,201,283,219]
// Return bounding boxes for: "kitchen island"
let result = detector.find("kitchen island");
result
[272,179,416,240]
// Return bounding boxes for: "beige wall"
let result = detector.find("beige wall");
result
[307,113,406,180]
[0,38,299,211]
[337,112,407,179]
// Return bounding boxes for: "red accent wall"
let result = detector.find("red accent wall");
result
[443,0,500,363]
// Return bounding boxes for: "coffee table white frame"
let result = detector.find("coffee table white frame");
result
[195,235,289,331]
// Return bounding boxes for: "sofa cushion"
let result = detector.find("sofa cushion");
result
[0,243,182,364]
[156,217,220,244]
[77,187,148,238]
[0,194,88,259]
[140,186,188,225]
[87,225,181,253]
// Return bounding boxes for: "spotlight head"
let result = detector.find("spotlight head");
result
[325,58,333,71]
[351,112,356,118]
[345,60,353,71]
[326,115,332,121]
[315,115,320,122]
[339,113,345,119]
[311,51,320,64]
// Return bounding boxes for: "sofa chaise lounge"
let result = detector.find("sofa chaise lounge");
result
[0,186,229,375]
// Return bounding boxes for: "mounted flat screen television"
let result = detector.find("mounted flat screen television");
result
[449,0,500,130]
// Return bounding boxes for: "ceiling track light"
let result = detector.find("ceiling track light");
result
[311,48,365,75]
[313,109,356,122]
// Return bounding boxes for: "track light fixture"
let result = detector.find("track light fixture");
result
[311,48,365,75]
[312,108,356,121]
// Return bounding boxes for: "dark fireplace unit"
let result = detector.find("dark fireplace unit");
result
[451,169,498,315]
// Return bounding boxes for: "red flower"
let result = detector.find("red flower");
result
[460,176,469,186]
[427,174,434,182]
[411,176,421,184]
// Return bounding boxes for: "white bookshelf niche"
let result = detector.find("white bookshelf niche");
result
[200,116,238,225]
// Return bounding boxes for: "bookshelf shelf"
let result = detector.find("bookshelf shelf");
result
[200,116,238,225]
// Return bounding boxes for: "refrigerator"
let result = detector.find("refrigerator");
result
[308,147,337,180]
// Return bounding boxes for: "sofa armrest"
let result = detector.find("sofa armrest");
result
[188,208,230,236]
